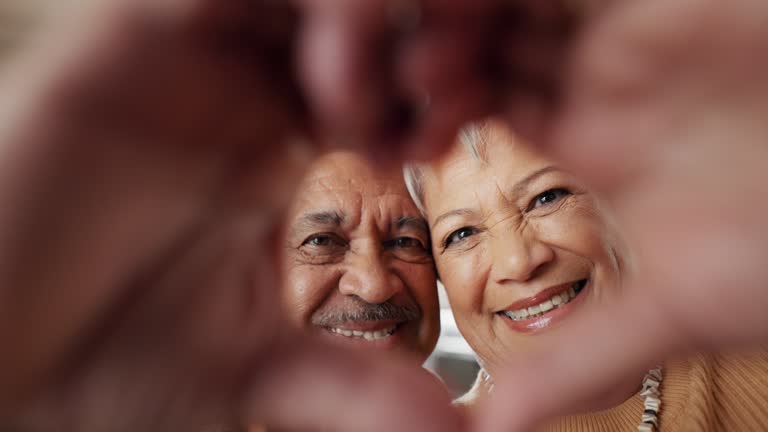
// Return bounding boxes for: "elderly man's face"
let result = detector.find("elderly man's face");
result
[282,152,440,362]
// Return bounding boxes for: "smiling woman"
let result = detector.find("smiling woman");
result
[406,119,626,373]
[405,119,768,431]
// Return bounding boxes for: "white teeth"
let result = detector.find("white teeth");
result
[502,281,586,321]
[328,326,396,340]
[551,294,562,306]
[539,299,554,312]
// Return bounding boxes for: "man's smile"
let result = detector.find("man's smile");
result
[316,320,410,348]
[327,325,397,341]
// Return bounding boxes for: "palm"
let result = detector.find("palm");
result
[482,0,768,429]
[551,0,768,346]
[0,1,459,431]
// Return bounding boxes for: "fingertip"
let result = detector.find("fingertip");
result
[403,80,497,164]
[475,293,671,432]
[297,0,393,152]
[243,338,462,432]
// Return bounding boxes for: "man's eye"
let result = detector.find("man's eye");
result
[444,227,477,248]
[390,237,425,250]
[386,236,432,261]
[302,234,344,248]
[529,188,571,211]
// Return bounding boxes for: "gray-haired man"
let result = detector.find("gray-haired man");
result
[282,151,440,362]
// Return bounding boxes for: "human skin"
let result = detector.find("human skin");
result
[0,1,460,431]
[421,121,639,412]
[282,151,439,362]
[4,0,768,431]
[296,0,768,430]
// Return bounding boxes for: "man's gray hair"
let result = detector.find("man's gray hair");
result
[403,122,488,216]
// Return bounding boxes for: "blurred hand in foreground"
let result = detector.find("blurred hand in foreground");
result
[0,1,460,430]
[5,0,768,430]
[481,1,768,429]
[297,0,768,430]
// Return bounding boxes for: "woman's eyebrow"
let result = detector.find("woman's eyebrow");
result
[509,166,559,198]
[430,167,560,228]
[432,208,475,229]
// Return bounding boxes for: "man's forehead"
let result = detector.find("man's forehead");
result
[304,153,401,191]
[290,152,422,227]
[294,152,407,202]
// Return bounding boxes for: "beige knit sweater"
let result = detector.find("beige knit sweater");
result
[462,350,768,431]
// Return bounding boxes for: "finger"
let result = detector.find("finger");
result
[539,0,714,188]
[392,0,584,161]
[245,338,465,432]
[614,168,768,349]
[297,0,506,161]
[394,24,502,163]
[476,290,672,431]
[298,0,392,148]
[397,84,494,164]
[7,200,286,431]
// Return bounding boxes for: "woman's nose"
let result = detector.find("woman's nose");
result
[338,251,404,304]
[490,230,555,284]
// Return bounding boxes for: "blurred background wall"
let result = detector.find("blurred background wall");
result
[424,283,480,397]
[0,0,92,68]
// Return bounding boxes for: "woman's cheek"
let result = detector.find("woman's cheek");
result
[441,249,488,312]
[537,207,623,283]
[534,205,607,251]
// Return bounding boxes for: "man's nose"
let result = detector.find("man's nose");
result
[490,228,555,284]
[338,250,403,304]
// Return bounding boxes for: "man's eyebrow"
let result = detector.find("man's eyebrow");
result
[394,215,428,233]
[296,210,345,228]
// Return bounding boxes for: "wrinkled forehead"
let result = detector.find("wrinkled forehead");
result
[290,151,421,223]
[422,122,550,208]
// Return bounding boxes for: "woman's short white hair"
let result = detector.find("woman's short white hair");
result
[403,122,489,216]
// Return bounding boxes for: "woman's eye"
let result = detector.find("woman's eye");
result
[444,227,477,248]
[529,188,571,211]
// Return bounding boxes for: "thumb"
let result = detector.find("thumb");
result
[476,291,671,432]
[245,337,464,432]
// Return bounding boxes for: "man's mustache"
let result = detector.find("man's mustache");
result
[311,300,421,327]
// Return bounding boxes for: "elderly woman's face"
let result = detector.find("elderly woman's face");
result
[422,123,624,372]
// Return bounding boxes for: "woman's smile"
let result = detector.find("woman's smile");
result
[496,279,589,333]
